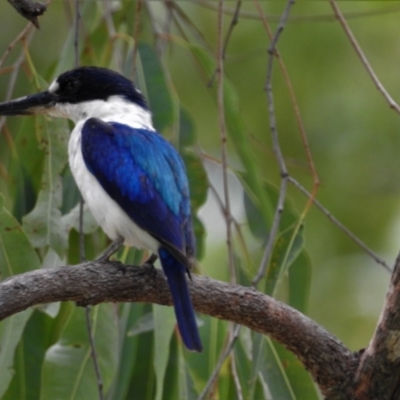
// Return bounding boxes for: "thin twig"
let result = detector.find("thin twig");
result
[230,329,244,400]
[74,0,80,69]
[143,1,162,54]
[252,0,295,285]
[253,179,288,285]
[198,2,240,397]
[79,196,85,262]
[194,148,252,265]
[101,0,123,73]
[288,176,391,272]
[160,4,173,57]
[84,307,104,400]
[196,1,400,23]
[203,169,252,266]
[329,0,400,115]
[208,0,242,86]
[200,1,295,397]
[102,0,116,36]
[166,1,213,53]
[197,325,242,400]
[72,3,104,398]
[216,0,235,285]
[131,0,142,78]
[254,0,320,207]
[0,28,36,133]
[0,22,34,68]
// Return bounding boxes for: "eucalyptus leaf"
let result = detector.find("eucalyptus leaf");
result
[40,305,118,400]
[139,42,175,132]
[265,225,304,297]
[108,303,146,400]
[153,304,175,400]
[0,202,40,397]
[288,251,312,313]
[254,335,296,400]
[23,118,70,257]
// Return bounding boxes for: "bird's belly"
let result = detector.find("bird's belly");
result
[68,128,159,253]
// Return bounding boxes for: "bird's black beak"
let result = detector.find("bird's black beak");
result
[0,91,57,116]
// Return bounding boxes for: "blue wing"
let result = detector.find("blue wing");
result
[81,118,195,264]
[82,118,202,351]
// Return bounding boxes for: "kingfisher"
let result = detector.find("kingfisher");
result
[0,66,202,352]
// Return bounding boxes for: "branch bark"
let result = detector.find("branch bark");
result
[0,260,356,398]
[354,252,400,399]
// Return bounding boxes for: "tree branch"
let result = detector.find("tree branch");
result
[0,260,356,398]
[354,251,400,399]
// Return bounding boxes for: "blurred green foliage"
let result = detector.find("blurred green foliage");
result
[0,1,399,399]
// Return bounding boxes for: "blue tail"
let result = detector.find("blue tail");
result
[158,248,202,352]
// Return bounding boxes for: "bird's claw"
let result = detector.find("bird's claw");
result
[96,236,124,262]
[141,253,158,278]
[142,253,158,267]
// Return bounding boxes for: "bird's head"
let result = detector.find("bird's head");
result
[0,66,148,122]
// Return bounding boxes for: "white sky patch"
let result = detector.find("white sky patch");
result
[197,158,244,243]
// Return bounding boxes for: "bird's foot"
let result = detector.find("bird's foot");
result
[140,253,158,278]
[142,253,158,267]
[96,236,124,262]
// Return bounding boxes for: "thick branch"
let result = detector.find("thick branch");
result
[0,261,356,398]
[355,252,400,399]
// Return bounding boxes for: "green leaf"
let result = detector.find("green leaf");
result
[108,303,146,400]
[61,203,98,236]
[182,151,207,212]
[243,179,299,241]
[251,335,296,400]
[178,107,196,148]
[192,217,206,262]
[0,310,33,399]
[224,82,275,227]
[0,199,41,277]
[40,304,118,400]
[128,312,154,337]
[233,330,254,400]
[9,118,45,220]
[171,37,274,226]
[0,202,40,397]
[125,309,156,399]
[182,150,207,260]
[3,306,63,400]
[265,225,304,297]
[244,190,269,241]
[153,304,175,400]
[138,42,176,132]
[52,1,104,76]
[22,118,70,257]
[288,251,312,314]
[177,108,208,259]
[177,347,198,400]
[274,342,320,400]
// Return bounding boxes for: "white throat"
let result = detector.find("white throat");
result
[48,95,154,130]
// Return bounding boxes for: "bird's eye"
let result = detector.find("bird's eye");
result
[64,79,80,94]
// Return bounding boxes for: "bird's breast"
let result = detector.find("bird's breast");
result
[68,125,159,253]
